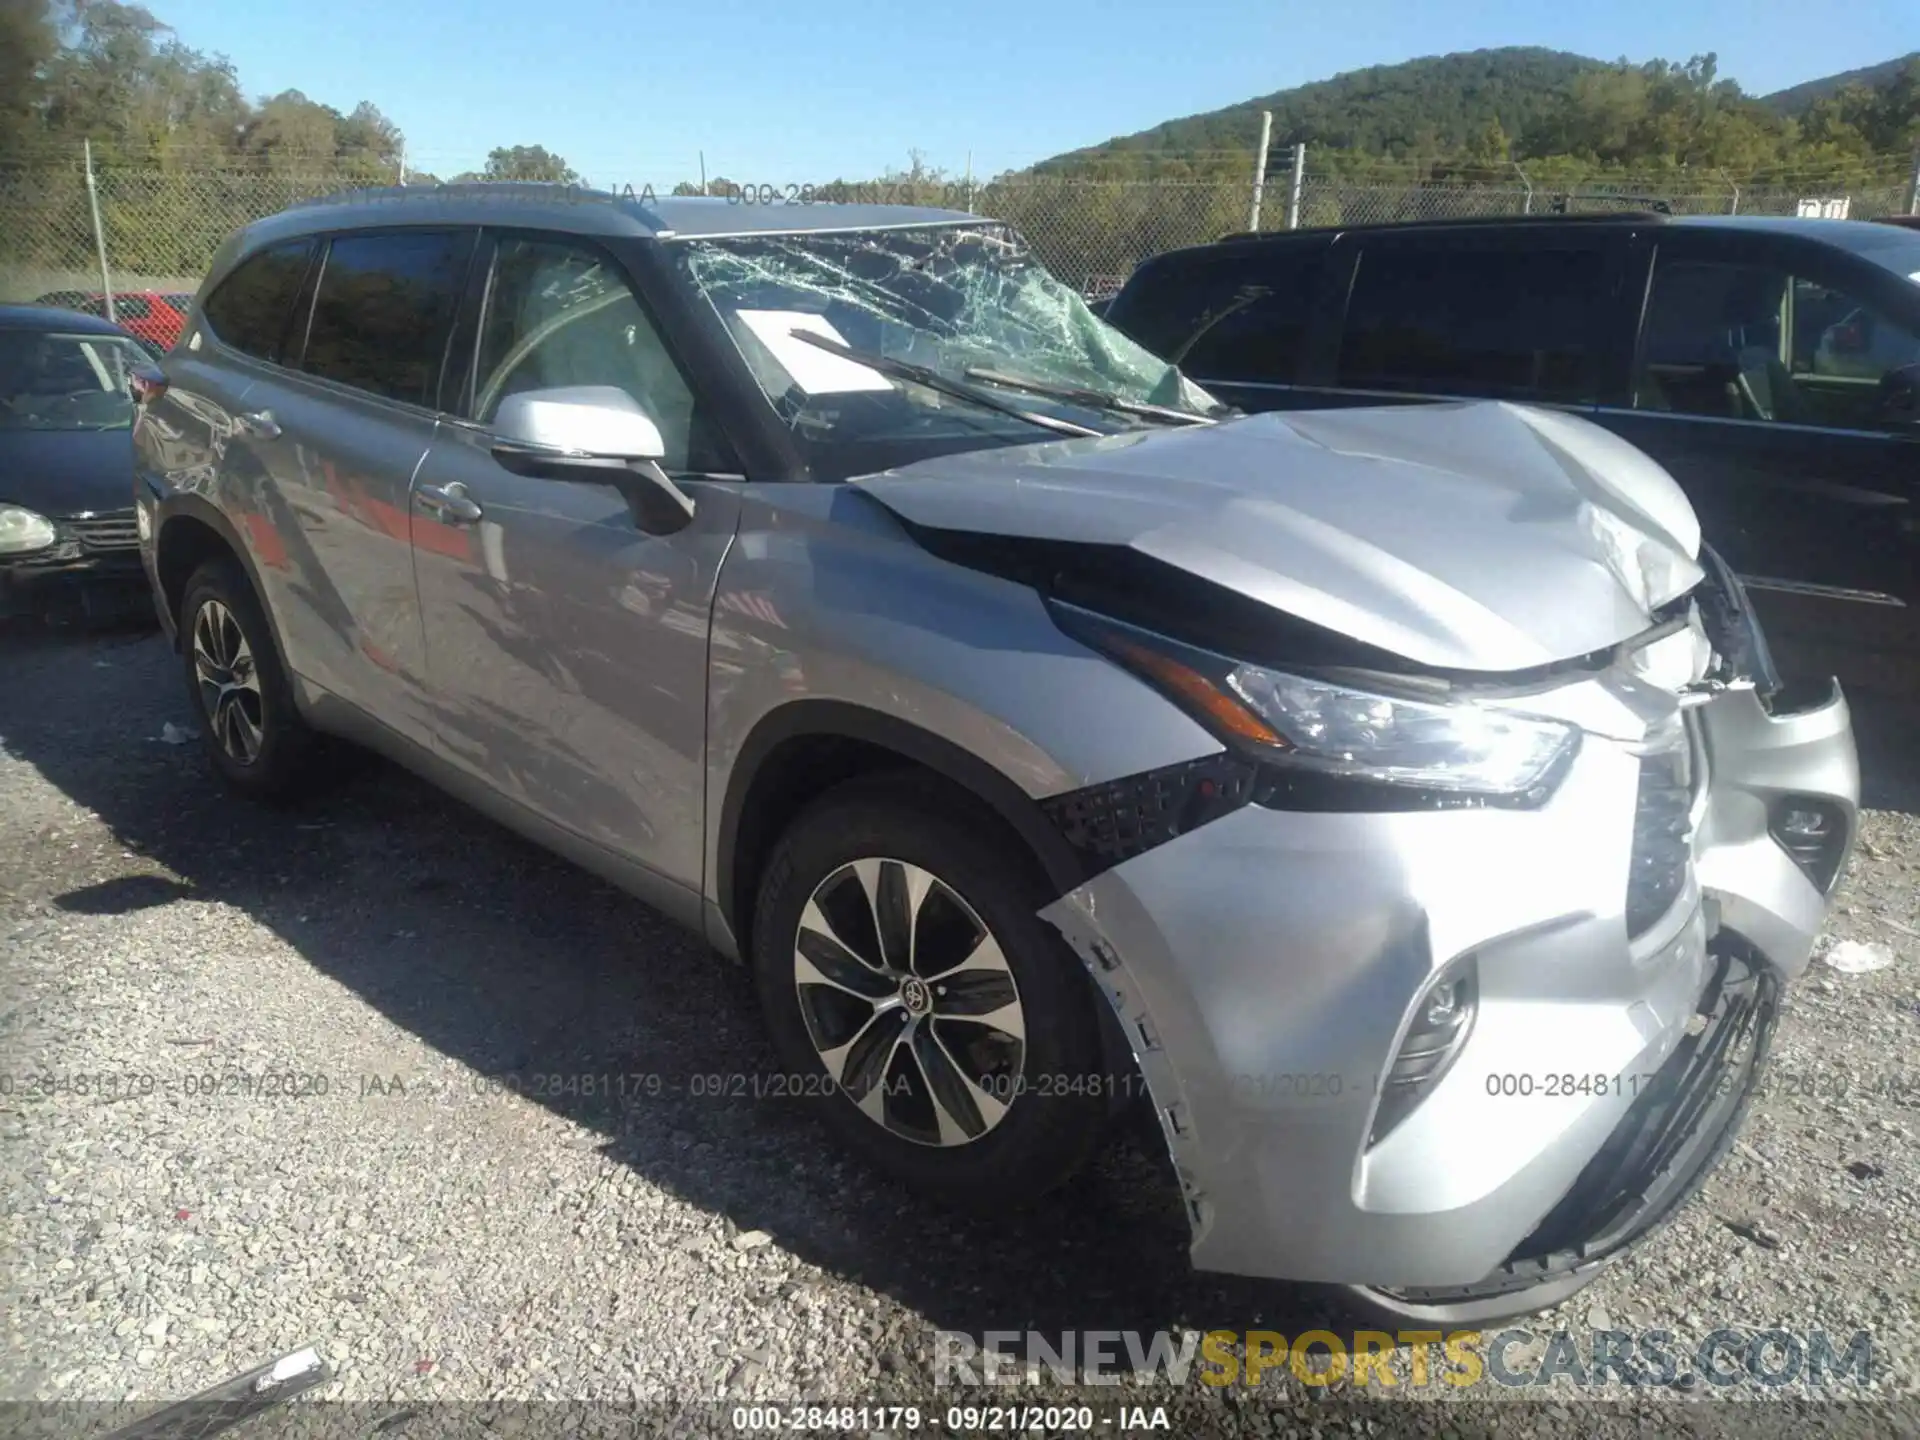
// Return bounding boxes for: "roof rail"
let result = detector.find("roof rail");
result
[289,180,613,210]
[1211,209,1672,245]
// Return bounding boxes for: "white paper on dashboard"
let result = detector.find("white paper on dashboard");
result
[737,310,894,394]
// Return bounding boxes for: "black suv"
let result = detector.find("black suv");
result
[1105,215,1920,696]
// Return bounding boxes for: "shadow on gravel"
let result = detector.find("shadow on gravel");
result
[0,622,1341,1367]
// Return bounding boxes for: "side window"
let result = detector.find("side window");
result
[1109,249,1320,383]
[1337,244,1607,402]
[300,230,473,406]
[1636,254,1920,429]
[1178,253,1322,384]
[115,296,151,319]
[469,236,718,473]
[201,240,314,363]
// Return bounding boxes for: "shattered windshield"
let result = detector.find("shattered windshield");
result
[673,224,1219,476]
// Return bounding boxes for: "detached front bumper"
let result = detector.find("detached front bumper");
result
[1040,678,1857,1303]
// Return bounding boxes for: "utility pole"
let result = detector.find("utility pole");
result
[699,151,707,197]
[83,139,116,324]
[398,140,407,186]
[1247,111,1273,232]
[1286,141,1307,231]
[965,150,974,213]
[1908,149,1920,216]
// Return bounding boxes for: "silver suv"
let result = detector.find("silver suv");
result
[132,187,1859,1323]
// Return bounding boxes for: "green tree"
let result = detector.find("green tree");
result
[481,144,580,183]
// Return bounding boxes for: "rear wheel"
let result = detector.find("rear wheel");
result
[178,558,321,801]
[750,776,1110,1209]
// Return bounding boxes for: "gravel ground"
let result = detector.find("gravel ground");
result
[3,618,1920,1438]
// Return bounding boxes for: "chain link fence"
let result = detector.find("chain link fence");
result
[3,148,1916,305]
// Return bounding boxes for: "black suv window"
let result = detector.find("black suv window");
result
[1110,247,1322,384]
[1638,254,1920,431]
[467,235,726,473]
[201,240,314,363]
[1337,243,1607,402]
[300,230,474,406]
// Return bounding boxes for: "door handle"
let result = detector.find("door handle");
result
[238,409,280,439]
[415,481,484,525]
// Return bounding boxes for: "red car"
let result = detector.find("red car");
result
[32,289,188,350]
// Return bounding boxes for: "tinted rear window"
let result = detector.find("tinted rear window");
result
[1109,246,1322,383]
[1336,243,1608,402]
[300,230,473,406]
[202,240,314,362]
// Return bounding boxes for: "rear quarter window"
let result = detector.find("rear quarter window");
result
[201,240,316,363]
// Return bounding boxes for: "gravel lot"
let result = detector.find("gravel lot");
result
[4,618,1920,1436]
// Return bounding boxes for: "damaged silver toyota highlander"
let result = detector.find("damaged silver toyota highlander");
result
[132,191,1859,1323]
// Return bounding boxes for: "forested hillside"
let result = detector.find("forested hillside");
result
[1035,48,1920,184]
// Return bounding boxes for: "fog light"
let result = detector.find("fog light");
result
[1421,981,1460,1029]
[1769,797,1849,894]
[1370,960,1478,1145]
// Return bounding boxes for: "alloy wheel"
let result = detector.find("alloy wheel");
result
[793,858,1027,1147]
[191,598,264,765]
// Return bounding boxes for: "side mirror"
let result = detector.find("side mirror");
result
[488,385,695,534]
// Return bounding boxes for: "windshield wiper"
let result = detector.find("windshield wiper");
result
[963,367,1218,426]
[786,330,1101,439]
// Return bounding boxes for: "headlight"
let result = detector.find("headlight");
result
[1223,666,1576,797]
[0,505,57,556]
[1056,602,1578,803]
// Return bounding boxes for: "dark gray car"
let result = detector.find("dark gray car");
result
[0,304,151,618]
[130,186,1857,1324]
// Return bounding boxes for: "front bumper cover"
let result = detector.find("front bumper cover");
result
[1039,676,1855,1296]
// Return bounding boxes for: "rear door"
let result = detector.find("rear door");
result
[245,227,477,740]
[1594,229,1920,696]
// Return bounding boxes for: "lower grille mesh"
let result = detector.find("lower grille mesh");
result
[1626,744,1693,939]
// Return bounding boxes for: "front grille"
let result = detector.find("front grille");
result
[62,510,140,552]
[1626,741,1694,939]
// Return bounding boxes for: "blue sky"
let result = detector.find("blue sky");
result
[162,0,1919,184]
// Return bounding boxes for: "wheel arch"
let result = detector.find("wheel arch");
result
[154,495,293,680]
[714,700,1089,961]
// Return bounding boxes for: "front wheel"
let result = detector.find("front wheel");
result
[750,776,1111,1210]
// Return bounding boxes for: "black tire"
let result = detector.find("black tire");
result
[178,557,321,801]
[751,773,1110,1210]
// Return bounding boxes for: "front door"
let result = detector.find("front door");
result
[411,231,742,896]
[1595,233,1920,698]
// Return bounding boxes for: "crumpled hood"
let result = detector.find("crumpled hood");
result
[857,401,1704,673]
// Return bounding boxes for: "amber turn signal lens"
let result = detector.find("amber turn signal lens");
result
[1109,637,1288,748]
